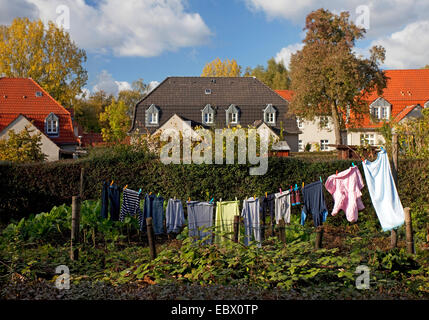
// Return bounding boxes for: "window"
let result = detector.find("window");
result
[202,104,215,125]
[145,104,160,126]
[298,140,303,152]
[149,112,158,124]
[320,140,329,151]
[320,116,330,129]
[263,104,277,125]
[231,113,238,124]
[205,89,212,95]
[226,104,239,125]
[35,91,43,97]
[204,113,214,124]
[370,97,391,121]
[297,117,304,129]
[381,107,388,119]
[45,113,59,136]
[371,107,380,119]
[360,134,375,146]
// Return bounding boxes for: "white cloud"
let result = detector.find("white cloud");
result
[371,21,429,69]
[92,70,132,96]
[244,0,429,39]
[4,0,212,57]
[275,43,304,69]
[147,81,160,93]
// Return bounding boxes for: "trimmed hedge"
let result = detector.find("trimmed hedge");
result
[0,148,428,224]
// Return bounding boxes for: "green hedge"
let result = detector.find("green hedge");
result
[0,147,428,224]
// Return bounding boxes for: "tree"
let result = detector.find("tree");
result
[0,125,46,162]
[289,9,387,145]
[118,78,148,117]
[0,17,87,107]
[244,58,291,89]
[99,99,131,143]
[74,90,114,133]
[424,65,429,69]
[201,58,242,77]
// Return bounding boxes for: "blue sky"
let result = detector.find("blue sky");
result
[1,0,429,95]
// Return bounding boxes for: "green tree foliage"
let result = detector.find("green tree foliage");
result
[289,9,387,145]
[0,18,88,107]
[99,99,131,143]
[0,125,46,162]
[74,91,114,133]
[379,108,429,159]
[201,58,242,77]
[244,58,291,89]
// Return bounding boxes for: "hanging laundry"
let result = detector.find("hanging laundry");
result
[325,166,365,223]
[166,199,185,234]
[294,187,301,205]
[215,200,240,244]
[362,149,405,231]
[143,194,165,234]
[101,182,120,221]
[120,188,143,227]
[274,190,291,224]
[187,201,214,244]
[259,194,275,236]
[300,181,328,227]
[242,197,261,246]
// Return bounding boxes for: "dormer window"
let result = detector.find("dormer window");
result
[145,104,160,127]
[205,89,212,95]
[45,112,59,136]
[35,91,43,97]
[370,97,391,121]
[263,104,277,125]
[425,101,429,109]
[226,104,240,125]
[202,104,215,125]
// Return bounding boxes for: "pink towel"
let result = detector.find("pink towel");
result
[324,166,365,223]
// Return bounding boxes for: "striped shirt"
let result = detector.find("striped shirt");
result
[120,188,143,226]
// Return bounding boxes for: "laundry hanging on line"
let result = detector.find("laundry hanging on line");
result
[215,200,240,245]
[324,165,365,223]
[142,193,164,234]
[242,197,261,247]
[187,201,214,245]
[362,148,405,231]
[166,199,185,234]
[101,182,120,221]
[300,181,328,227]
[274,190,292,225]
[120,188,143,227]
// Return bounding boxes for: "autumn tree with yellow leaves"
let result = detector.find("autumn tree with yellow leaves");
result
[0,18,87,107]
[201,58,242,77]
[0,125,46,162]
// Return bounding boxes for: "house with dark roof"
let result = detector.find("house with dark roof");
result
[0,78,78,161]
[129,77,302,152]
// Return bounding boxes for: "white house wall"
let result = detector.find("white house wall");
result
[0,116,60,161]
[298,118,337,151]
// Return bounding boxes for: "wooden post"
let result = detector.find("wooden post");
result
[146,217,157,260]
[391,133,398,249]
[315,226,324,249]
[278,219,286,244]
[404,207,414,254]
[233,215,240,243]
[79,167,85,199]
[70,196,81,261]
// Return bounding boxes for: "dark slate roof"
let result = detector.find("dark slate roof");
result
[129,77,301,134]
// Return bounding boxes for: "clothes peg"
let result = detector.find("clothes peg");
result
[336,170,338,175]
[123,185,128,191]
[138,188,142,194]
[149,192,152,195]
[188,197,191,202]
[302,182,305,189]
[380,146,385,152]
[319,176,322,183]
[110,180,114,186]
[254,194,256,200]
[157,192,160,197]
[265,192,268,198]
[209,197,214,203]
[294,184,298,191]
[279,188,282,194]
[352,162,355,167]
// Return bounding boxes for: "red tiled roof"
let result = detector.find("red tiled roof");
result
[0,78,77,145]
[275,90,294,102]
[351,69,429,128]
